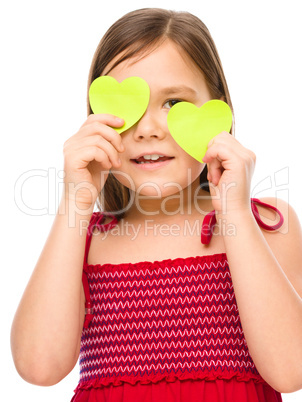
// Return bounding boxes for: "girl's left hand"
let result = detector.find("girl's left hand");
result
[202,132,256,216]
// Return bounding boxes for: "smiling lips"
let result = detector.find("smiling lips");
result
[132,154,174,164]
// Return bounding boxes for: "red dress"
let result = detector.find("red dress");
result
[71,199,283,402]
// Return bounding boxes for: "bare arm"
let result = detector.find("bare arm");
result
[10,114,124,386]
[10,196,93,385]
[203,132,302,393]
[218,201,302,393]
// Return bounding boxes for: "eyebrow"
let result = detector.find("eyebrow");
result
[159,86,198,97]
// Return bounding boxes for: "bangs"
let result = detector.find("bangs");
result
[102,37,167,76]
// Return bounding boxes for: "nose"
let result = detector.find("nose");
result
[132,109,167,141]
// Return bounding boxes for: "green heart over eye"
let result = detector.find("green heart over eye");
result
[89,76,150,134]
[167,100,233,162]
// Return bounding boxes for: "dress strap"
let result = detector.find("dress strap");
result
[201,198,284,245]
[251,198,284,230]
[82,212,118,328]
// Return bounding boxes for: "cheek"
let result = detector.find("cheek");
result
[179,164,204,192]
[110,169,136,192]
[180,155,205,182]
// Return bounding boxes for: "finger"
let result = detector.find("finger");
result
[207,137,216,148]
[207,159,224,186]
[202,141,232,164]
[79,135,122,168]
[79,122,125,153]
[82,113,124,129]
[81,146,113,171]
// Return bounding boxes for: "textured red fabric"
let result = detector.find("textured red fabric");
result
[71,378,282,402]
[72,203,284,401]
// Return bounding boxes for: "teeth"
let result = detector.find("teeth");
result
[143,154,164,160]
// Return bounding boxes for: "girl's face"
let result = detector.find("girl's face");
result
[105,40,212,198]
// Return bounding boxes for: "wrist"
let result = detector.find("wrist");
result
[61,183,98,213]
[215,206,254,224]
[56,196,95,235]
[58,194,95,218]
[214,208,257,243]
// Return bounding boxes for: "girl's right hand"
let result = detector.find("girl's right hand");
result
[62,114,125,208]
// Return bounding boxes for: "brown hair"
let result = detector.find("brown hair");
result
[87,8,234,217]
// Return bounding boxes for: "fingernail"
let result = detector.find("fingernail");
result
[115,117,124,123]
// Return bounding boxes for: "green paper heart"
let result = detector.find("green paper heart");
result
[167,100,233,162]
[89,76,150,134]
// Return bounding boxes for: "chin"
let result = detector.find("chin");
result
[111,167,203,198]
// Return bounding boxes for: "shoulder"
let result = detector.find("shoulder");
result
[256,197,302,298]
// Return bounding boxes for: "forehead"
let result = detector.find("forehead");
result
[104,40,206,89]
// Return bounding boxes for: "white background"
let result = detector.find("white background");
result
[1,0,301,400]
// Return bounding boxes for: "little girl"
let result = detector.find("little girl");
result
[11,8,302,402]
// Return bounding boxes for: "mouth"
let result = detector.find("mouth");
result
[131,153,174,164]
